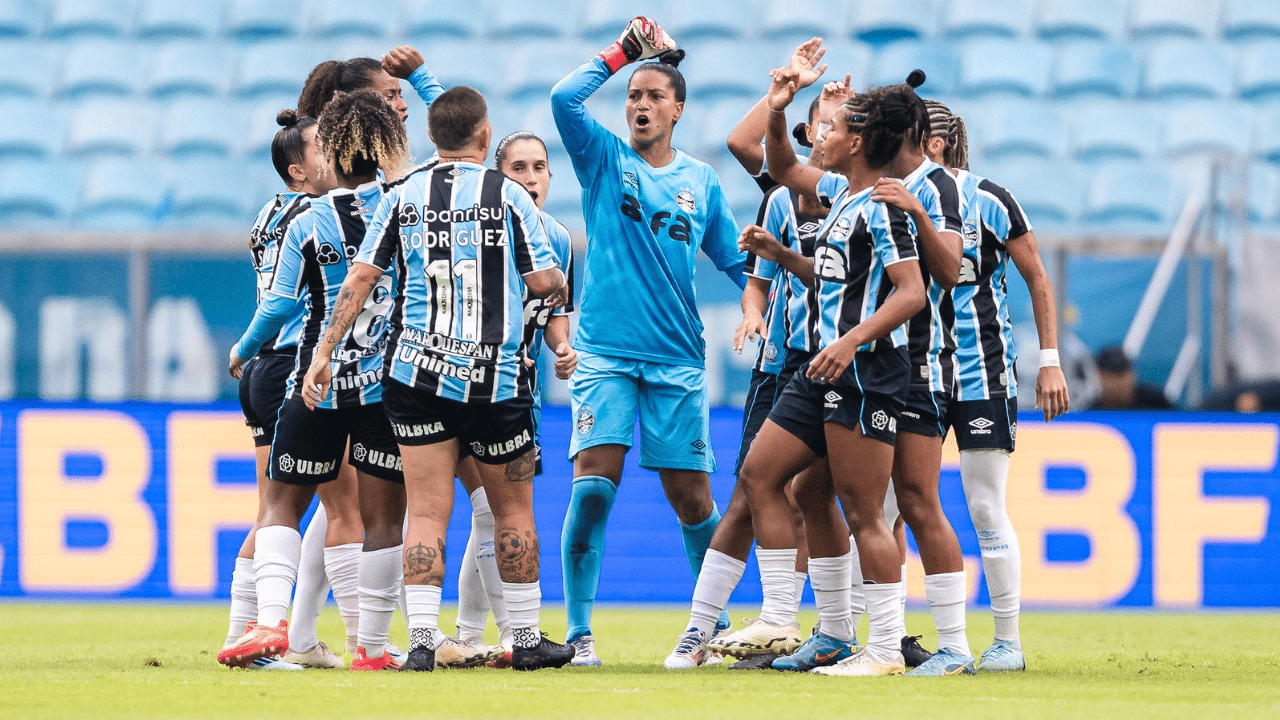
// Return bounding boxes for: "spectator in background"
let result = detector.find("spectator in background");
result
[1091,346,1174,410]
[1200,379,1280,413]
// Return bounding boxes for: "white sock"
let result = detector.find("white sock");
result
[226,556,256,644]
[471,487,509,642]
[455,528,489,644]
[253,525,301,627]
[405,584,446,650]
[961,450,1021,644]
[288,507,330,653]
[865,581,907,664]
[356,544,401,658]
[900,562,909,615]
[809,551,854,643]
[847,536,864,639]
[324,542,361,653]
[756,547,798,627]
[925,571,969,655]
[791,571,806,615]
[688,549,746,633]
[503,581,541,648]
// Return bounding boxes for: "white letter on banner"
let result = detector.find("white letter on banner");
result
[146,297,217,401]
[38,298,127,400]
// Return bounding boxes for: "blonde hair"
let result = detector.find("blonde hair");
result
[317,89,409,181]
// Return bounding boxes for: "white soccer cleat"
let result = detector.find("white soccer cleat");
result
[246,656,304,671]
[435,636,501,669]
[281,640,344,669]
[569,635,602,667]
[708,618,803,658]
[972,640,1026,672]
[663,629,711,670]
[386,643,409,665]
[810,648,906,677]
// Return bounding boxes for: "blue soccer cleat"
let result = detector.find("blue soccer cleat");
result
[971,640,1026,672]
[771,632,853,672]
[906,647,976,676]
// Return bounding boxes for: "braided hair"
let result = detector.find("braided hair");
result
[316,89,409,181]
[835,84,920,169]
[924,99,969,171]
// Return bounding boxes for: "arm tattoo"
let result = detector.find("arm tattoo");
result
[403,538,446,586]
[504,448,538,483]
[495,527,540,584]
[324,286,360,347]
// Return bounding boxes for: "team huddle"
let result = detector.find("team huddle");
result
[217,16,1070,677]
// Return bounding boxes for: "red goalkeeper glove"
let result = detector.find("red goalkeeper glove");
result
[598,16,677,74]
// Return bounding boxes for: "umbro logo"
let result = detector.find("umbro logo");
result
[691,439,706,456]
[824,391,842,403]
[449,167,465,176]
[969,417,994,429]
[798,221,821,235]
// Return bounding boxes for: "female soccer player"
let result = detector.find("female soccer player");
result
[220,90,411,671]
[550,17,748,665]
[924,99,1069,672]
[297,46,443,124]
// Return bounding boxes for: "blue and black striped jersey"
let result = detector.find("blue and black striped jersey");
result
[521,210,575,367]
[247,192,312,354]
[745,185,822,374]
[952,169,1033,401]
[901,160,963,393]
[357,161,560,404]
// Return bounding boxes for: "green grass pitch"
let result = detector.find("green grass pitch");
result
[1,604,1277,719]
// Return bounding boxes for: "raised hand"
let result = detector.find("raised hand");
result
[767,67,801,111]
[738,224,786,261]
[789,37,828,89]
[382,45,425,79]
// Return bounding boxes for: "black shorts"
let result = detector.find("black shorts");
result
[897,383,949,438]
[767,358,906,456]
[238,352,295,447]
[270,399,404,485]
[381,378,536,465]
[736,349,813,474]
[946,397,1018,452]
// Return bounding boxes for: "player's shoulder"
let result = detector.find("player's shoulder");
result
[383,158,442,191]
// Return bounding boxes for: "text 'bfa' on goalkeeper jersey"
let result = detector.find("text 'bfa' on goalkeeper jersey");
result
[551,57,747,369]
[357,161,559,404]
[247,191,312,355]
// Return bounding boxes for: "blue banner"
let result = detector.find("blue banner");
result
[0,402,1275,607]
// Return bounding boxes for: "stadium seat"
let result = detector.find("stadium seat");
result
[1254,105,1280,162]
[1051,42,1140,99]
[694,99,758,165]
[58,40,142,98]
[512,106,568,156]
[420,40,505,99]
[157,98,244,158]
[0,101,61,157]
[243,94,300,161]
[65,99,153,157]
[225,0,303,40]
[310,0,396,39]
[505,42,596,102]
[578,0,669,44]
[0,40,55,98]
[850,0,938,43]
[683,40,775,100]
[814,41,873,92]
[1162,102,1251,158]
[973,158,1083,227]
[136,0,224,39]
[1070,101,1161,161]
[490,0,577,40]
[47,0,131,37]
[666,0,751,41]
[1035,0,1125,40]
[0,0,40,37]
[760,0,850,44]
[1222,0,1280,40]
[1129,0,1218,40]
[1143,41,1234,100]
[76,157,168,229]
[956,39,1051,97]
[167,158,256,226]
[402,0,489,39]
[234,41,328,99]
[942,0,1034,40]
[866,42,955,95]
[148,42,233,98]
[1237,42,1280,100]
[718,160,767,224]
[1083,161,1177,229]
[977,101,1069,160]
[1224,161,1280,226]
[0,158,80,225]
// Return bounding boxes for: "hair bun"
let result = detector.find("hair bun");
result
[905,69,926,89]
[276,108,299,127]
[792,122,812,148]
[657,49,685,68]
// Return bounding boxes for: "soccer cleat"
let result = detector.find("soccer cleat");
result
[972,640,1026,672]
[709,618,803,658]
[663,629,711,670]
[569,635,602,667]
[217,620,289,668]
[728,652,781,670]
[386,643,408,665]
[901,634,934,669]
[350,646,402,671]
[398,645,436,672]
[906,647,976,676]
[486,649,513,669]
[811,648,906,676]
[246,656,304,671]
[435,636,500,669]
[512,634,575,671]
[771,633,853,672]
[281,641,344,669]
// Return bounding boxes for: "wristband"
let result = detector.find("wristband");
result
[1040,348,1060,369]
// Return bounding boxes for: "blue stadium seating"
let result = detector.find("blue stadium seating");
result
[760,0,849,44]
[694,99,757,165]
[77,157,168,229]
[234,41,327,98]
[225,0,302,40]
[1035,0,1126,40]
[505,42,595,101]
[310,0,396,40]
[157,98,243,158]
[490,0,577,40]
[682,41,774,100]
[58,40,142,98]
[0,41,56,98]
[578,0,669,44]
[1083,161,1176,229]
[242,95,301,161]
[1240,161,1280,226]
[957,39,1052,97]
[65,99,153,157]
[1255,105,1280,162]
[0,0,41,37]
[1128,0,1217,40]
[0,159,80,225]
[976,101,1069,160]
[850,0,938,43]
[1071,101,1161,160]
[167,158,256,227]
[1222,0,1280,40]
[148,42,233,98]
[402,0,489,39]
[942,0,1034,40]
[1143,41,1234,100]
[47,0,132,38]
[866,42,955,95]
[136,0,224,40]
[1237,42,1280,100]
[975,158,1083,227]
[667,0,751,41]
[1052,42,1140,99]
[511,105,567,156]
[0,102,60,157]
[1163,102,1252,158]
[422,40,505,99]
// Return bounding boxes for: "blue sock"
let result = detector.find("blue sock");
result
[561,475,617,643]
[680,503,731,632]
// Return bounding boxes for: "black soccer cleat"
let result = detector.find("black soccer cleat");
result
[727,652,782,670]
[511,634,575,671]
[399,645,436,672]
[901,635,933,669]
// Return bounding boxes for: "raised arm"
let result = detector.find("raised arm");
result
[383,45,444,108]
[739,225,814,287]
[727,38,828,176]
[764,68,825,200]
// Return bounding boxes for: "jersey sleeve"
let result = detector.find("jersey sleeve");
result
[547,219,575,316]
[701,172,748,290]
[747,188,789,282]
[927,168,964,235]
[507,182,558,276]
[356,188,402,272]
[550,58,617,188]
[816,171,848,208]
[407,64,444,108]
[979,178,1034,238]
[234,220,309,359]
[874,203,920,268]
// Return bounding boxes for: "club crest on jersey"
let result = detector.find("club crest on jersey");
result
[676,189,696,213]
[764,342,778,362]
[316,242,342,265]
[829,217,852,241]
[576,407,595,434]
[963,221,979,249]
[352,443,367,462]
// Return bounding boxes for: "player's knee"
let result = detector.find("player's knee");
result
[966,496,1005,530]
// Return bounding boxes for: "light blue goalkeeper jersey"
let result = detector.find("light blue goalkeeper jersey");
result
[550,57,747,369]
